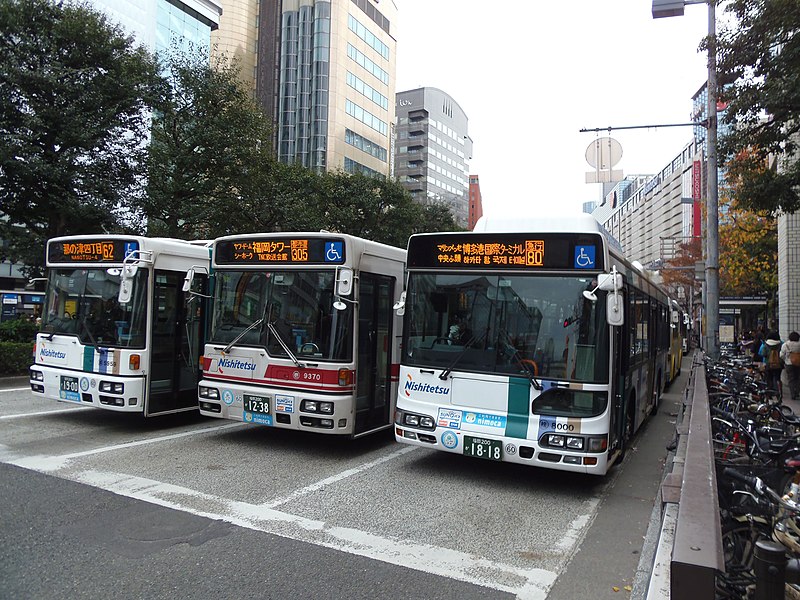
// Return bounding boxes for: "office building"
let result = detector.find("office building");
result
[394,87,472,228]
[593,141,701,279]
[213,0,398,177]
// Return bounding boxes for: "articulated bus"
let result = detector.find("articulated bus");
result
[393,215,671,475]
[196,233,406,437]
[30,236,211,416]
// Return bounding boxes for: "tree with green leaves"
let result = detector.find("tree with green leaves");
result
[141,50,280,238]
[0,0,161,275]
[716,0,800,214]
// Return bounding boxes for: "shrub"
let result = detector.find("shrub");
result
[0,317,39,343]
[0,342,33,375]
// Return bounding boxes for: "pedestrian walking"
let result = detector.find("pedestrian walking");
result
[761,331,784,396]
[780,331,800,401]
[752,327,765,364]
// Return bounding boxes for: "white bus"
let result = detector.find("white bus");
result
[393,216,671,475]
[196,232,406,437]
[30,236,211,416]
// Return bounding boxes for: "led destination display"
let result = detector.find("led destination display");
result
[215,237,346,265]
[47,239,140,263]
[407,233,604,271]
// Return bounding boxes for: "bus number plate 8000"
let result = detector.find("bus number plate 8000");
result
[463,436,502,461]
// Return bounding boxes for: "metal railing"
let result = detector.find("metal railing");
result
[646,352,725,599]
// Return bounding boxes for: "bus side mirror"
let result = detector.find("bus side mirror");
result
[671,311,679,324]
[393,291,406,316]
[182,268,195,292]
[607,291,624,327]
[118,277,133,304]
[336,267,353,296]
[117,264,138,304]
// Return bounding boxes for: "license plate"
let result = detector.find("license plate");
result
[59,376,80,401]
[463,436,503,461]
[243,394,269,415]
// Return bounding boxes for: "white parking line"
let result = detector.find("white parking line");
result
[0,387,32,393]
[65,468,556,599]
[0,407,93,420]
[261,445,418,508]
[1,422,246,471]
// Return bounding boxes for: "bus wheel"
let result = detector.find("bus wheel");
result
[618,400,635,463]
[651,376,661,416]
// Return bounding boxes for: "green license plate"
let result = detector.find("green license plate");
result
[243,394,269,415]
[463,436,503,461]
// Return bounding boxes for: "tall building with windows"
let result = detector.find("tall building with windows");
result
[468,175,483,230]
[394,87,472,227]
[213,0,397,176]
[91,0,222,55]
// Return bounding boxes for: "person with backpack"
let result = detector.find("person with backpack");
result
[780,331,800,401]
[761,332,784,396]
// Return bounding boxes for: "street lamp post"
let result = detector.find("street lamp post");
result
[653,0,720,358]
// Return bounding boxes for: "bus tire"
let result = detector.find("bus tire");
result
[651,375,662,416]
[617,398,636,464]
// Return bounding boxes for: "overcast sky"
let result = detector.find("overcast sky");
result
[394,0,710,217]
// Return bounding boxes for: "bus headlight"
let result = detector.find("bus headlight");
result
[547,434,565,447]
[199,386,219,399]
[30,369,44,382]
[396,409,436,431]
[566,436,584,450]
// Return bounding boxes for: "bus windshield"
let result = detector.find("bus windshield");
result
[209,270,354,361]
[403,273,609,383]
[42,268,149,348]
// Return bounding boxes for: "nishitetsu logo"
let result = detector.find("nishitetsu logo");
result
[216,358,257,373]
[404,374,449,397]
[39,345,66,360]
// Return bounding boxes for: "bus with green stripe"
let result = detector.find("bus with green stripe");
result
[393,215,671,475]
[30,236,211,416]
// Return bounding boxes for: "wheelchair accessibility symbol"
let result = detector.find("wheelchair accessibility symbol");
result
[574,246,596,269]
[324,241,344,263]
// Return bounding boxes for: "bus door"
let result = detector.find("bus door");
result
[609,286,631,454]
[354,273,394,435]
[145,270,201,415]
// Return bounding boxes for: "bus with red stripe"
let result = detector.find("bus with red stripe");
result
[196,232,406,437]
[393,215,671,474]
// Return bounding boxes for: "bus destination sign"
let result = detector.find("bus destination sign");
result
[215,237,346,265]
[48,239,140,263]
[408,233,604,270]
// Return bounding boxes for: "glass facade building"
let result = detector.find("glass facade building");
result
[244,0,397,176]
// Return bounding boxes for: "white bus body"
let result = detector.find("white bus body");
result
[197,233,406,437]
[394,215,670,475]
[30,236,211,416]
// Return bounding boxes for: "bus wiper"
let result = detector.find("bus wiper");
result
[78,317,98,347]
[222,318,263,354]
[439,331,487,381]
[501,332,543,390]
[267,321,305,369]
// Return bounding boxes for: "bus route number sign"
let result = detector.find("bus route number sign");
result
[48,239,139,263]
[215,238,346,265]
[407,233,604,270]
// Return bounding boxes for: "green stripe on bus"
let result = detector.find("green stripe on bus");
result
[83,346,94,372]
[505,378,530,439]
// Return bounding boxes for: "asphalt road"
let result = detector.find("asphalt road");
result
[0,362,688,600]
